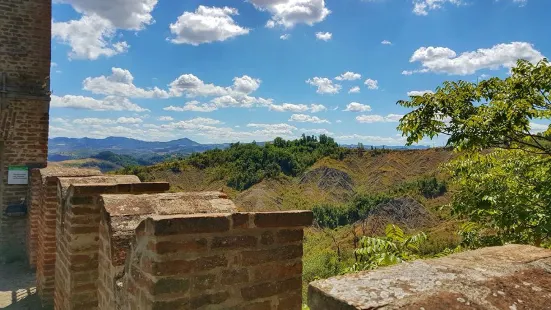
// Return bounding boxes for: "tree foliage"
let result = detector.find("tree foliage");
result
[347,224,427,272]
[398,59,551,247]
[312,194,391,229]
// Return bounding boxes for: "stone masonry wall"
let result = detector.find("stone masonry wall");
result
[119,211,313,310]
[54,182,169,310]
[0,0,51,251]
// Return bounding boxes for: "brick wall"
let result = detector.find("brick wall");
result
[0,0,51,251]
[117,211,312,310]
[54,182,169,310]
[26,168,43,267]
[33,168,103,307]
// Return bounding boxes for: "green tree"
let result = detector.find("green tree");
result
[347,224,427,272]
[397,58,551,247]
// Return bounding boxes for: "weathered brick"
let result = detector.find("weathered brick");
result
[152,238,208,254]
[261,231,275,245]
[191,273,217,292]
[221,268,249,285]
[277,229,304,243]
[240,277,302,300]
[190,291,230,309]
[241,244,303,266]
[153,278,190,295]
[153,215,231,235]
[232,213,249,228]
[277,292,302,310]
[252,261,302,282]
[212,235,257,249]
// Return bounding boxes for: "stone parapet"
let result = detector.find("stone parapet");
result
[308,245,551,310]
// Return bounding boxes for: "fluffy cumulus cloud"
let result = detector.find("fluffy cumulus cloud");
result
[335,72,361,81]
[83,68,169,98]
[310,104,327,113]
[52,0,158,60]
[164,101,218,113]
[306,77,341,94]
[52,15,129,60]
[54,0,158,29]
[169,6,249,45]
[248,0,331,28]
[289,114,330,124]
[356,114,404,123]
[348,86,361,94]
[407,90,434,96]
[381,40,392,45]
[116,117,143,124]
[364,78,379,90]
[51,95,149,112]
[315,32,332,41]
[404,42,545,75]
[344,102,371,112]
[232,76,261,94]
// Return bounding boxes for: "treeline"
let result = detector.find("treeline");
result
[118,134,350,190]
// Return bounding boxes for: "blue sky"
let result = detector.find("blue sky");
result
[49,0,550,145]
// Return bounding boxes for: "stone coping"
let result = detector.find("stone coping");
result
[308,244,551,310]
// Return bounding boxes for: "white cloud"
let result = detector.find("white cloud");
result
[306,77,341,94]
[405,42,544,75]
[269,103,309,113]
[344,102,372,112]
[364,78,379,90]
[83,67,169,98]
[169,6,249,45]
[348,86,361,94]
[232,75,261,93]
[280,33,291,40]
[335,72,361,81]
[248,0,331,28]
[51,95,149,112]
[407,90,434,96]
[337,134,406,144]
[52,15,129,60]
[381,40,392,45]
[310,104,327,113]
[269,103,326,113]
[530,122,549,133]
[164,101,218,112]
[412,0,463,16]
[315,32,332,41]
[158,116,174,121]
[356,114,404,123]
[72,118,115,125]
[55,0,158,30]
[299,128,333,135]
[289,114,330,124]
[169,74,258,97]
[117,117,143,124]
[247,123,297,135]
[336,120,342,123]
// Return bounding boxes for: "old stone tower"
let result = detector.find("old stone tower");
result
[0,0,51,249]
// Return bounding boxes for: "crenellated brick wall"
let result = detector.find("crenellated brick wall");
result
[95,192,312,310]
[54,182,169,310]
[33,167,102,306]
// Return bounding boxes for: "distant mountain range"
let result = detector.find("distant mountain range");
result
[48,136,430,163]
[48,136,230,162]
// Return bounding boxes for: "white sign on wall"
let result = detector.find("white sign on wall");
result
[8,166,28,185]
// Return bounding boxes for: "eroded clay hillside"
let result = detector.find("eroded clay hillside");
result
[136,148,454,212]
